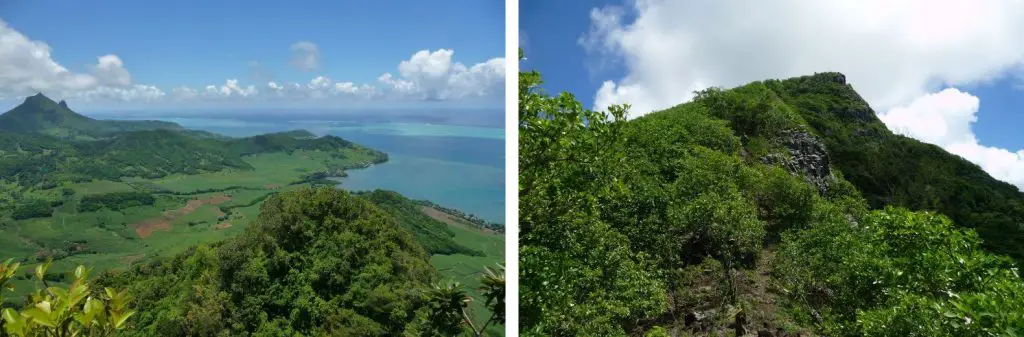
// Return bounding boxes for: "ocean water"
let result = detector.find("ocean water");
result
[103,113,505,224]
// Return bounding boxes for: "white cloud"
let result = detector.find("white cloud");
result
[308,76,331,90]
[73,84,165,102]
[290,41,320,72]
[378,49,505,100]
[399,49,455,79]
[91,55,131,86]
[0,19,141,99]
[880,89,1024,188]
[171,86,199,100]
[194,79,258,98]
[0,19,498,107]
[584,0,1024,116]
[583,0,1024,189]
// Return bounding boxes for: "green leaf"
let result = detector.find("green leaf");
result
[23,307,56,327]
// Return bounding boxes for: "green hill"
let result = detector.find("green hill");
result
[520,63,1024,336]
[94,188,444,336]
[357,189,482,256]
[0,93,184,139]
[761,73,1024,263]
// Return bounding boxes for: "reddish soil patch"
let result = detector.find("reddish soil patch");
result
[213,222,232,230]
[206,194,231,205]
[420,206,498,235]
[134,219,171,238]
[132,194,234,238]
[211,208,226,217]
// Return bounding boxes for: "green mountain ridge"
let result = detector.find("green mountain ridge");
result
[92,187,504,336]
[0,93,185,139]
[520,64,1024,336]
[738,72,1024,263]
[0,95,377,189]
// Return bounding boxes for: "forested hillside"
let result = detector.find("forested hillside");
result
[520,54,1024,336]
[0,93,183,139]
[0,188,504,336]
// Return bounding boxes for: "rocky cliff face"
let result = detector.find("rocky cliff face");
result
[761,129,834,195]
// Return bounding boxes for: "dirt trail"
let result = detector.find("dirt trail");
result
[132,193,233,238]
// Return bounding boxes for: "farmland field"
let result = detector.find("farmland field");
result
[426,206,505,335]
[0,148,375,300]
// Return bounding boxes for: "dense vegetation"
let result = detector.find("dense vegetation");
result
[519,52,1024,336]
[95,187,503,336]
[0,94,385,190]
[760,74,1024,264]
[0,259,136,336]
[10,199,55,220]
[0,93,182,139]
[357,190,483,256]
[78,192,156,212]
[0,94,504,335]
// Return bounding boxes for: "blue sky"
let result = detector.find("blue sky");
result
[0,0,504,111]
[521,0,1024,189]
[520,0,624,106]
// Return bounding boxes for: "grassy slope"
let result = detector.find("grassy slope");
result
[425,206,505,336]
[0,149,506,334]
[0,149,368,300]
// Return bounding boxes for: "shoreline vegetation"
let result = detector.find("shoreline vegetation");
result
[0,94,506,335]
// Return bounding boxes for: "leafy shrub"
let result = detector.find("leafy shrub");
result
[0,259,135,336]
[79,192,155,212]
[11,199,52,220]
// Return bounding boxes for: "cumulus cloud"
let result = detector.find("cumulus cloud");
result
[582,0,1024,189]
[880,89,1024,188]
[583,0,1024,115]
[0,19,140,99]
[290,41,320,72]
[378,49,505,100]
[73,84,165,102]
[0,20,499,107]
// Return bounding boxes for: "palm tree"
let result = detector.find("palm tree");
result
[426,263,505,337]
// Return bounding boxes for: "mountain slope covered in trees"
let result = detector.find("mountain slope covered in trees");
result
[0,93,184,140]
[520,58,1024,336]
[0,95,387,189]
[0,95,506,336]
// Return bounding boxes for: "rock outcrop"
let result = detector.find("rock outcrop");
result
[761,129,834,195]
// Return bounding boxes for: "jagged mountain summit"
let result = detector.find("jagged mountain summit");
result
[0,93,183,139]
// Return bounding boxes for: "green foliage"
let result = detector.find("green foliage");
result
[357,190,482,256]
[78,192,155,212]
[423,265,505,337]
[521,65,1024,336]
[10,199,53,220]
[776,207,1024,336]
[519,58,667,336]
[0,259,135,337]
[644,326,670,337]
[0,93,182,140]
[97,187,455,336]
[764,73,1024,264]
[0,99,380,188]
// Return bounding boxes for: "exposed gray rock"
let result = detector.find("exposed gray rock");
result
[760,129,835,195]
